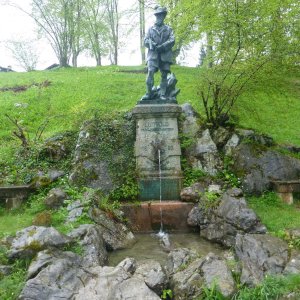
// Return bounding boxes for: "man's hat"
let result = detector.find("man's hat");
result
[154,6,167,15]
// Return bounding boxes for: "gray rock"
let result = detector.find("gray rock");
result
[227,187,243,198]
[20,250,90,300]
[289,228,300,239]
[233,144,300,194]
[216,192,264,232]
[201,253,236,297]
[235,233,289,286]
[181,103,200,137]
[180,182,205,202]
[283,254,300,275]
[66,200,83,211]
[187,206,208,227]
[0,265,13,276]
[166,248,197,274]
[194,129,217,155]
[89,208,136,250]
[134,260,167,295]
[212,127,232,149]
[32,170,65,189]
[208,184,222,194]
[170,257,205,300]
[44,188,68,209]
[67,207,83,222]
[8,226,71,259]
[68,224,108,267]
[48,170,65,181]
[224,133,240,155]
[75,258,160,300]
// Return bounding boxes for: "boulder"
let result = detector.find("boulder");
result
[181,103,200,137]
[44,188,67,209]
[201,253,236,298]
[40,131,76,162]
[198,190,266,247]
[20,250,90,300]
[166,248,197,274]
[75,258,160,300]
[66,200,84,222]
[68,224,108,267]
[211,127,232,149]
[89,208,136,250]
[8,226,71,259]
[224,133,240,156]
[134,260,167,295]
[283,254,300,275]
[31,170,65,189]
[180,182,205,202]
[232,144,300,194]
[235,233,289,286]
[170,252,235,299]
[186,129,222,176]
[0,265,12,277]
[187,206,208,227]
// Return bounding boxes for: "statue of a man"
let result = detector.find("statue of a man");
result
[141,6,175,101]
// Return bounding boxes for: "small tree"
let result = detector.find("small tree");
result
[6,39,39,71]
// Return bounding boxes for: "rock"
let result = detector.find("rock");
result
[181,103,200,137]
[208,184,222,194]
[134,260,167,294]
[232,144,300,194]
[194,129,217,155]
[8,226,71,259]
[31,170,65,189]
[66,200,84,222]
[288,228,300,239]
[20,250,90,300]
[40,131,76,162]
[68,224,108,267]
[32,211,52,226]
[170,257,204,300]
[180,182,205,202]
[235,233,289,286]
[75,258,160,300]
[283,254,300,275]
[67,200,82,211]
[224,133,240,155]
[187,206,208,227]
[89,208,136,250]
[69,118,135,193]
[198,190,266,247]
[216,192,265,232]
[0,265,13,277]
[211,127,232,149]
[44,188,67,209]
[201,253,236,298]
[166,248,197,274]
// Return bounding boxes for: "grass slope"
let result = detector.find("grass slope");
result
[0,65,299,163]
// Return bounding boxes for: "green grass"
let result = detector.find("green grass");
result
[0,65,299,164]
[247,192,300,232]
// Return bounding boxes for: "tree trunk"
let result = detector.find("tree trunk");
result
[139,0,146,64]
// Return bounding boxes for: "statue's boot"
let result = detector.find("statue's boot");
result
[141,83,154,100]
[159,78,167,100]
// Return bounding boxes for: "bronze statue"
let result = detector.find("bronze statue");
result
[141,6,179,102]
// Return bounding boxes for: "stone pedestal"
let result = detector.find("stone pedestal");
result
[132,104,182,200]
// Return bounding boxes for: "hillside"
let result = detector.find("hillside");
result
[0,65,299,165]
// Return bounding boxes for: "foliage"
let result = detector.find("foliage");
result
[161,289,173,300]
[0,259,30,300]
[247,192,300,232]
[161,0,300,127]
[233,274,300,300]
[217,156,241,188]
[201,281,226,300]
[5,39,39,72]
[200,191,221,211]
[182,164,206,187]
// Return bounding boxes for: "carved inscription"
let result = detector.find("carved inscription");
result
[141,120,174,132]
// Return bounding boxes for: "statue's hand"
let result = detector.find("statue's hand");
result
[156,45,164,53]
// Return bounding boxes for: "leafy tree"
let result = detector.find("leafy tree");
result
[161,0,300,127]
[82,0,110,66]
[6,39,39,71]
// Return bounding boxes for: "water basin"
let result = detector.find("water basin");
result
[108,232,225,266]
